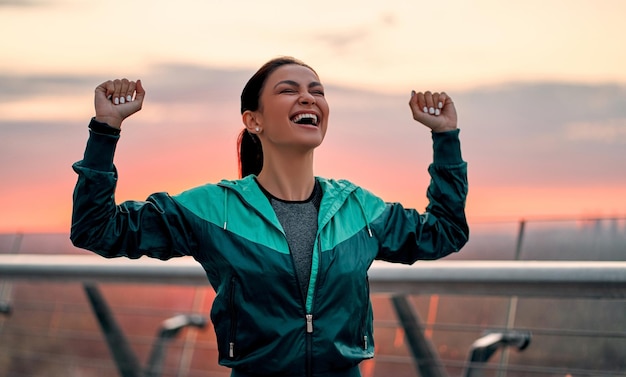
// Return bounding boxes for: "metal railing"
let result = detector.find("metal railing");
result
[1,255,625,298]
[1,254,625,377]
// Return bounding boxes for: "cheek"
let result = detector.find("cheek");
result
[320,100,330,115]
[258,106,283,126]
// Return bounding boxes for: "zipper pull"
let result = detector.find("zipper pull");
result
[229,342,234,357]
[363,335,368,350]
[306,314,313,333]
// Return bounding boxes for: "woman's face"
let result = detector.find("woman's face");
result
[254,64,329,152]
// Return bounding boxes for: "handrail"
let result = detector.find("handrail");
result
[1,255,625,299]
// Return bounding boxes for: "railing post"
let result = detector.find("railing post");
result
[83,283,143,377]
[514,219,526,261]
[497,219,527,377]
[144,314,207,377]
[391,294,449,377]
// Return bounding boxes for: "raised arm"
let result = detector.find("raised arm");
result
[70,79,197,260]
[372,90,468,264]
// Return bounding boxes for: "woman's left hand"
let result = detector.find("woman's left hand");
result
[408,90,457,133]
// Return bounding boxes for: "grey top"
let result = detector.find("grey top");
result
[258,180,322,299]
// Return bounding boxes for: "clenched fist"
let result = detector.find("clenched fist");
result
[94,78,145,129]
[408,90,457,133]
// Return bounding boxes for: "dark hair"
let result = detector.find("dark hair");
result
[238,56,317,178]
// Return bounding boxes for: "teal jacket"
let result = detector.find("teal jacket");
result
[71,122,468,377]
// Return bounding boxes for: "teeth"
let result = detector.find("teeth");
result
[291,113,318,124]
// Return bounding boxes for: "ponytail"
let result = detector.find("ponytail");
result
[238,129,263,178]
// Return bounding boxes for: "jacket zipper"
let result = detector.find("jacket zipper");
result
[228,276,237,358]
[290,252,313,377]
[305,236,322,377]
[362,276,371,351]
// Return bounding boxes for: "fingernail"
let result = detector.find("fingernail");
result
[114,97,119,105]
[120,97,126,104]
[127,95,132,102]
[435,109,441,116]
[411,90,416,97]
[423,106,428,113]
[429,107,435,114]
[438,102,443,109]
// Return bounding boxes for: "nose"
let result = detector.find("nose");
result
[299,91,315,105]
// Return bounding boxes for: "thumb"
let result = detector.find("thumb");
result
[94,82,110,102]
[408,90,429,124]
[134,79,146,104]
[408,90,419,113]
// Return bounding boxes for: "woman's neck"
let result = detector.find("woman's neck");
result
[256,148,316,201]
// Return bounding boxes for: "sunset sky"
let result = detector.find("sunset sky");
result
[1,0,625,233]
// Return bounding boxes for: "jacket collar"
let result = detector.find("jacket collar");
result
[218,176,359,230]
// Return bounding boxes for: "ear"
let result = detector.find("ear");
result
[242,110,261,134]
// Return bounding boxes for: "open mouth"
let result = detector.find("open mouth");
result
[291,113,319,126]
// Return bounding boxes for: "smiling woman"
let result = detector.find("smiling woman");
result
[237,58,329,188]
[69,56,469,377]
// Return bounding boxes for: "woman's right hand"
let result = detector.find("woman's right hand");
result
[94,79,145,129]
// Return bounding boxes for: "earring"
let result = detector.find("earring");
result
[255,127,260,133]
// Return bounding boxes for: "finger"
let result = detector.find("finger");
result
[424,91,435,115]
[432,92,441,116]
[437,92,446,108]
[111,79,123,105]
[442,92,454,111]
[439,92,455,115]
[126,81,136,103]
[416,91,427,114]
[119,79,130,104]
[96,80,116,100]
[438,92,447,116]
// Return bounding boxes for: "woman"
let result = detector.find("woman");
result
[71,56,468,377]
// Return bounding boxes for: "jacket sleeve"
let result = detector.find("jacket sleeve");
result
[70,119,197,259]
[374,129,469,264]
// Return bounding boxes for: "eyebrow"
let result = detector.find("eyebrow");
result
[273,80,323,89]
